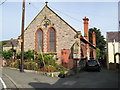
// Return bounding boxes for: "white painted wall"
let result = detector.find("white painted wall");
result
[3,46,17,51]
[108,42,120,63]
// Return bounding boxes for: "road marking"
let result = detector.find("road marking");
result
[3,73,19,88]
[0,77,7,88]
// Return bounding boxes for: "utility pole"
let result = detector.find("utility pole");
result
[20,0,25,72]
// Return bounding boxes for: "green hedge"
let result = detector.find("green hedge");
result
[10,59,38,71]
[8,52,67,72]
[16,49,37,60]
[2,49,13,59]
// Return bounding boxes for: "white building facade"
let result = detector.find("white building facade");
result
[107,32,120,69]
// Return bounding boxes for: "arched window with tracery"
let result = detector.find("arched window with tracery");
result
[35,28,44,52]
[47,27,56,52]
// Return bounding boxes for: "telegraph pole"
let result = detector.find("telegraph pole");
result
[20,0,25,72]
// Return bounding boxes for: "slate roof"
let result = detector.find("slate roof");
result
[24,5,77,33]
[3,39,18,47]
[107,31,120,42]
[80,36,96,49]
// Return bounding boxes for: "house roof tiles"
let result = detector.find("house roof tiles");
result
[107,31,120,42]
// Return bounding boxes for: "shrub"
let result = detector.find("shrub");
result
[58,71,65,78]
[10,62,15,67]
[53,74,56,77]
[10,59,21,68]
[35,54,55,69]
[16,50,37,60]
[8,52,67,72]
[24,62,28,69]
[35,54,42,60]
[6,59,12,67]
[49,74,52,77]
[16,52,21,59]
[2,49,13,59]
[44,55,54,65]
[47,65,56,72]
[14,60,20,68]
[54,63,67,72]
[39,67,47,72]
[24,50,34,60]
[27,61,38,70]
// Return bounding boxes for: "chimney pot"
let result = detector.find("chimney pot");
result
[83,17,89,41]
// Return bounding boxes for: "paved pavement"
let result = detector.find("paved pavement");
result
[0,67,3,89]
[2,74,16,88]
[2,67,119,88]
[0,81,3,89]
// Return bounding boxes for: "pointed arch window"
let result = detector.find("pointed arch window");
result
[35,28,44,52]
[47,27,56,52]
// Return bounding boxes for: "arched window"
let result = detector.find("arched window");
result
[48,27,56,52]
[35,28,43,52]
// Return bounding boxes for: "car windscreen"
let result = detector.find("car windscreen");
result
[88,60,98,65]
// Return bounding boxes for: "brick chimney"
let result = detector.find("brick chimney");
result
[83,17,90,60]
[93,31,96,59]
[93,32,96,47]
[83,17,89,41]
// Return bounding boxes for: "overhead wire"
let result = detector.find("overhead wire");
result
[0,0,7,6]
[28,2,40,12]
[26,2,97,28]
[48,4,96,29]
[25,2,110,35]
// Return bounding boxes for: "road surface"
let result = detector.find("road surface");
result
[1,67,119,88]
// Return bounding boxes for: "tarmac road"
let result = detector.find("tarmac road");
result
[2,67,119,88]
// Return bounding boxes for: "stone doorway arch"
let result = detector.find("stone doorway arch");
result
[114,52,120,70]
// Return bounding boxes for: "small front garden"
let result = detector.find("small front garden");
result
[2,49,67,74]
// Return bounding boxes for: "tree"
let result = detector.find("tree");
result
[0,41,8,58]
[2,49,13,59]
[16,49,37,60]
[96,48,100,60]
[89,27,106,59]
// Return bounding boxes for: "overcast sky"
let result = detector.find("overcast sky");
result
[0,0,119,41]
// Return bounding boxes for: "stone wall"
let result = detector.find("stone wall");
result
[24,6,80,63]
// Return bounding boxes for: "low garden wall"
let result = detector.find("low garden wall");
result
[8,67,69,77]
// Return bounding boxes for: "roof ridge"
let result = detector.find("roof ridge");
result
[46,6,78,33]
[22,5,78,37]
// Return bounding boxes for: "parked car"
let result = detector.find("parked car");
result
[85,59,101,72]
